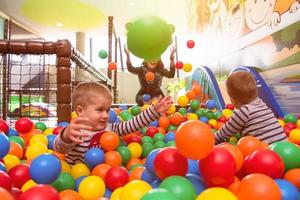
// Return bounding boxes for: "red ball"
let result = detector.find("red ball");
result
[146,127,159,138]
[226,104,235,110]
[199,147,236,187]
[8,164,31,189]
[15,118,33,134]
[284,122,297,130]
[105,166,129,191]
[154,147,188,179]
[243,149,284,179]
[11,187,22,199]
[53,126,64,135]
[18,185,59,200]
[175,61,183,69]
[0,119,9,134]
[186,40,195,48]
[0,171,12,191]
[108,62,117,71]
[218,116,227,123]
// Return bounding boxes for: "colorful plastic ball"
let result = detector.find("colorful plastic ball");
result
[15,118,33,134]
[199,116,209,123]
[176,120,214,160]
[237,136,263,157]
[0,119,9,134]
[108,109,117,123]
[283,168,300,190]
[3,155,20,171]
[196,187,238,200]
[47,134,56,150]
[7,128,18,137]
[154,140,165,148]
[222,109,233,118]
[146,127,159,138]
[29,154,61,184]
[206,100,216,110]
[0,170,12,191]
[74,176,86,192]
[178,107,187,116]
[145,149,160,176]
[18,185,60,200]
[187,159,200,176]
[177,95,189,107]
[186,174,205,195]
[129,166,144,181]
[160,175,196,200]
[100,131,120,151]
[34,122,47,132]
[43,128,54,136]
[120,180,152,200]
[187,40,195,48]
[141,169,157,183]
[116,146,131,164]
[187,113,198,120]
[26,142,48,160]
[275,179,298,200]
[145,71,155,82]
[143,94,151,102]
[51,172,75,192]
[149,120,158,127]
[166,104,176,115]
[84,148,105,169]
[130,105,141,116]
[0,162,6,172]
[21,179,37,192]
[8,164,30,189]
[142,143,154,158]
[175,61,183,69]
[0,133,10,158]
[78,176,105,199]
[284,114,298,124]
[190,99,200,111]
[105,166,129,190]
[71,163,90,180]
[128,142,142,158]
[164,132,175,143]
[183,63,192,72]
[29,134,48,146]
[108,62,117,71]
[0,187,14,200]
[218,143,244,172]
[289,128,300,144]
[59,189,82,200]
[141,188,178,200]
[110,186,123,200]
[105,151,122,167]
[98,50,108,59]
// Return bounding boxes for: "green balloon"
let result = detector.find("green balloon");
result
[284,113,297,124]
[160,176,196,200]
[51,172,75,192]
[178,108,187,116]
[190,100,200,111]
[142,142,154,157]
[127,16,175,61]
[98,50,108,59]
[142,136,153,144]
[270,141,300,171]
[153,133,165,142]
[117,146,132,164]
[154,140,165,149]
[35,122,47,131]
[166,140,176,147]
[9,136,25,148]
[142,188,179,200]
[130,105,141,116]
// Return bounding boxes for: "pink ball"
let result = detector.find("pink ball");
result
[154,147,188,179]
[0,119,9,134]
[243,149,284,179]
[105,166,129,191]
[15,118,33,134]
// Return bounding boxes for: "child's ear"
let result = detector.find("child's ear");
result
[75,105,84,116]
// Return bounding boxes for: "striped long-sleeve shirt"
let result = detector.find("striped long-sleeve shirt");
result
[215,97,287,144]
[54,105,160,165]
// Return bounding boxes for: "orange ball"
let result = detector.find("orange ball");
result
[192,82,202,96]
[158,116,170,129]
[100,131,120,151]
[105,151,122,167]
[218,143,244,171]
[235,173,281,200]
[228,176,240,194]
[9,142,23,159]
[157,127,166,135]
[129,167,145,181]
[108,62,117,71]
[126,158,143,170]
[237,136,263,157]
[0,187,14,200]
[185,90,196,100]
[19,129,42,145]
[59,190,83,200]
[176,120,215,160]
[170,112,183,126]
[145,72,155,81]
[52,151,65,160]
[92,163,111,180]
[283,168,300,190]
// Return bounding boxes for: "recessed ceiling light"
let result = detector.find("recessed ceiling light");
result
[128,2,136,6]
[56,22,63,27]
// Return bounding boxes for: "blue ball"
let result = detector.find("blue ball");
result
[141,169,158,183]
[119,105,128,110]
[105,188,112,198]
[47,134,56,150]
[108,109,117,123]
[275,179,299,200]
[188,159,201,176]
[84,148,105,169]
[57,121,69,127]
[115,117,121,123]
[75,176,86,191]
[149,120,158,127]
[164,132,175,143]
[7,128,18,137]
[186,174,206,195]
[143,94,151,101]
[0,162,6,172]
[30,154,61,184]
[145,148,161,176]
[206,100,216,110]
[199,116,209,123]
[151,180,161,188]
[0,134,10,158]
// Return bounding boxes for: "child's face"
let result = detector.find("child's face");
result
[77,95,112,131]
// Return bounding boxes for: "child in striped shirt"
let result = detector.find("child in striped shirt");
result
[54,82,172,165]
[215,71,287,144]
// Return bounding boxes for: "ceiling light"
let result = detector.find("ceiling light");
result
[56,22,63,27]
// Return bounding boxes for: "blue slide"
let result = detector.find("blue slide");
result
[231,66,284,118]
[187,66,226,111]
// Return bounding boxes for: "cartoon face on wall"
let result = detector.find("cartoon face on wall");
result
[245,0,276,30]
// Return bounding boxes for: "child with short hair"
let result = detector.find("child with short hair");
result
[54,82,172,165]
[215,71,287,144]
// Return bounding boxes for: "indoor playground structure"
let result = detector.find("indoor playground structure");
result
[0,0,300,199]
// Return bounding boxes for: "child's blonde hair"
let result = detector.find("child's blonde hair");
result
[72,82,112,108]
[226,71,257,104]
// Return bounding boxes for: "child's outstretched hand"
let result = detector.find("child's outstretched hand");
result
[154,96,173,113]
[170,45,176,60]
[62,117,92,144]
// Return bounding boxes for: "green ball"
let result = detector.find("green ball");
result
[270,141,300,171]
[142,188,179,200]
[284,114,297,124]
[127,16,174,61]
[178,108,187,116]
[120,110,132,121]
[166,140,176,147]
[160,176,196,200]
[167,124,177,131]
[141,127,148,135]
[129,164,144,171]
[190,100,200,111]
[154,140,165,149]
[195,109,207,118]
[51,172,75,192]
[142,143,154,157]
[9,136,25,148]
[117,146,132,164]
[204,110,215,120]
[142,136,153,144]
[153,133,165,142]
[35,122,47,131]
[130,105,141,116]
[214,111,223,119]
[98,50,108,59]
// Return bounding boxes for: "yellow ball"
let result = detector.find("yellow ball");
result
[71,111,78,119]
[26,142,48,160]
[166,104,176,115]
[111,187,124,200]
[222,109,233,118]
[209,119,217,127]
[297,119,300,128]
[128,142,142,158]
[278,119,285,127]
[43,128,54,136]
[30,134,48,146]
[196,187,238,200]
[289,129,300,144]
[21,179,37,192]
[177,95,189,107]
[78,176,105,199]
[120,180,152,200]
[71,163,90,179]
[3,154,20,171]
[183,63,193,72]
[142,104,150,111]
[61,160,71,173]
[187,113,198,120]
[152,99,158,105]
[229,137,238,143]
